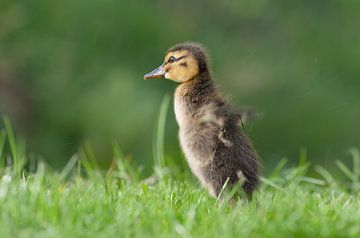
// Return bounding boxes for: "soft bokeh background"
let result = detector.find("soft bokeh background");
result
[1,0,359,173]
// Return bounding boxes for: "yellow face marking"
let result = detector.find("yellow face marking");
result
[163,50,199,83]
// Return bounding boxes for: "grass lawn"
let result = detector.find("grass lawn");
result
[1,160,360,238]
[1,115,360,238]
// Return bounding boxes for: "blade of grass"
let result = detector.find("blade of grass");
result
[29,160,46,203]
[3,116,17,161]
[111,141,127,177]
[111,141,138,181]
[269,158,287,178]
[153,94,170,174]
[79,148,96,179]
[260,176,286,193]
[0,129,6,167]
[83,141,100,170]
[3,116,26,176]
[348,148,360,190]
[336,160,355,181]
[59,153,79,182]
[216,177,230,205]
[349,148,360,184]
[315,166,339,189]
[284,163,309,184]
[77,158,82,177]
[299,177,326,185]
[299,147,308,166]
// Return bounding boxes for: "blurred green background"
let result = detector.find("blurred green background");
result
[1,0,359,172]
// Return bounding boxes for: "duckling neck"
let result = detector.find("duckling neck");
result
[179,72,215,101]
[174,72,217,124]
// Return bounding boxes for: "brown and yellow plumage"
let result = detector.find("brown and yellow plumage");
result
[144,42,260,199]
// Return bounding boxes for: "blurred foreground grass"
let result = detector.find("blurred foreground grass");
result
[1,117,360,237]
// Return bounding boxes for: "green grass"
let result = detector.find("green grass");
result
[1,114,360,238]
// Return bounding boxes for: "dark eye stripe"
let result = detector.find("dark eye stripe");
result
[167,55,188,63]
[176,55,188,61]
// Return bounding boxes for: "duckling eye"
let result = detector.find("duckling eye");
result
[168,56,176,63]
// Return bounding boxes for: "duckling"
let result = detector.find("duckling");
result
[144,42,260,199]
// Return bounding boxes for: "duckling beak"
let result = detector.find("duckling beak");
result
[144,65,165,80]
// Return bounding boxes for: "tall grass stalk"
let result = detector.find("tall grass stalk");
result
[153,94,171,176]
[0,128,6,168]
[2,116,26,176]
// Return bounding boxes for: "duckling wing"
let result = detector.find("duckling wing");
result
[213,119,260,194]
[233,106,261,124]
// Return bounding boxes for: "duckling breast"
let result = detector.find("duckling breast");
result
[174,92,220,176]
[178,120,220,188]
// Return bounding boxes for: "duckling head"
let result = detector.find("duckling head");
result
[144,42,210,83]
